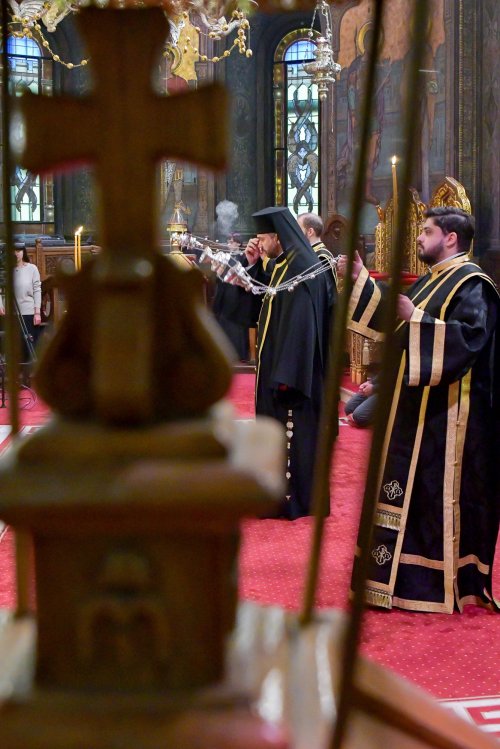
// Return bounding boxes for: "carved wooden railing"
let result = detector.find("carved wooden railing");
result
[27,240,100,325]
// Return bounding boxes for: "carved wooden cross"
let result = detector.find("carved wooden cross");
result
[14,7,231,423]
[17,6,227,259]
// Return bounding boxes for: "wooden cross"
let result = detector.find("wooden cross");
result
[14,7,232,423]
[17,6,227,259]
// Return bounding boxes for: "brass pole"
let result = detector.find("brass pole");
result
[300,0,386,628]
[1,0,31,617]
[330,2,430,748]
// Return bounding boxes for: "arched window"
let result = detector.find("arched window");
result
[5,36,54,225]
[274,31,320,216]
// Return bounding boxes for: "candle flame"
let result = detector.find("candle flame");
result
[75,226,83,235]
[391,155,397,166]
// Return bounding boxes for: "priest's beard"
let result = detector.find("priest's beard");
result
[417,238,445,265]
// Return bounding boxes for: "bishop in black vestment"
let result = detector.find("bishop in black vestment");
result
[243,207,332,519]
[340,207,500,613]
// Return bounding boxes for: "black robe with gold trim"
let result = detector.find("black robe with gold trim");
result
[311,240,338,315]
[237,207,332,519]
[349,256,500,613]
[251,251,331,519]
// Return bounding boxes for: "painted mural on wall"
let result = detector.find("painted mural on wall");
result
[335,0,446,232]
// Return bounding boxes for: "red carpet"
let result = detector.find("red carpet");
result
[231,373,500,722]
[0,386,51,428]
[1,374,500,733]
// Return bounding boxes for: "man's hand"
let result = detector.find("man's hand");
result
[337,250,364,280]
[359,380,374,396]
[397,294,415,321]
[245,238,262,266]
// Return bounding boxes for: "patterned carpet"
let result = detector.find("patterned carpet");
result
[229,374,500,738]
[1,374,499,738]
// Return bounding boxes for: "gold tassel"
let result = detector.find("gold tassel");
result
[365,588,393,609]
[375,510,401,531]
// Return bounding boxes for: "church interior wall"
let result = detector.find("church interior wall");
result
[2,1,500,283]
[476,0,500,256]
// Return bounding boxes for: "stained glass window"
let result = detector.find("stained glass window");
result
[274,32,320,216]
[4,36,54,224]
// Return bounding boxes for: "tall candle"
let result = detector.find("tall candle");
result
[391,155,398,220]
[74,226,83,270]
[74,230,78,269]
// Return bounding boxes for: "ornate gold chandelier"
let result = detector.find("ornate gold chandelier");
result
[8,0,89,69]
[165,3,253,65]
[7,0,254,69]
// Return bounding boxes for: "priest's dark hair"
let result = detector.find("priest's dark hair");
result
[424,206,475,253]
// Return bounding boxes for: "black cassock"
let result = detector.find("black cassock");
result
[311,239,338,318]
[245,208,332,519]
[349,256,500,612]
[212,279,250,362]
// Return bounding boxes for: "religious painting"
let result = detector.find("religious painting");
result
[335,0,446,233]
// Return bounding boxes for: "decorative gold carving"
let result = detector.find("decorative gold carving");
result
[347,330,381,384]
[374,208,387,273]
[375,179,472,278]
[171,15,199,82]
[429,176,472,213]
[407,188,427,277]
[374,189,426,276]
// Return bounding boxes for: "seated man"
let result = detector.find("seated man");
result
[344,375,378,427]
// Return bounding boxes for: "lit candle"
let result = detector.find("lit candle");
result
[391,156,398,219]
[74,226,83,270]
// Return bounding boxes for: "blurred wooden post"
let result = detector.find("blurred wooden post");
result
[0,6,287,749]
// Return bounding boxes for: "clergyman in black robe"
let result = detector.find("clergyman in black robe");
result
[240,207,332,519]
[297,212,338,320]
[212,236,251,362]
[339,207,500,613]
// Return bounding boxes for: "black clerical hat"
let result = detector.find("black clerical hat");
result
[252,206,291,235]
[252,206,316,263]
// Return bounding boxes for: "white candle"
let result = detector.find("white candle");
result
[391,156,398,219]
